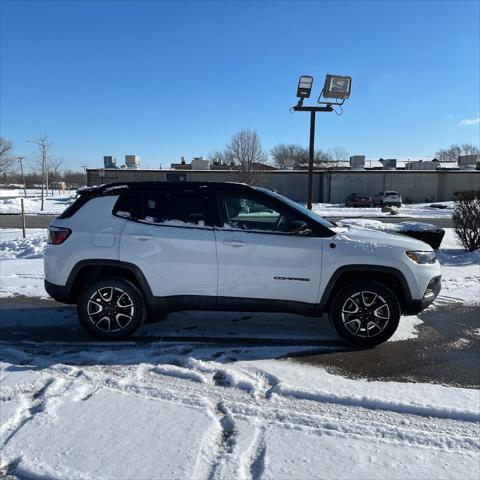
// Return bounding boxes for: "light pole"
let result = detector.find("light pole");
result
[81,165,88,186]
[17,156,27,198]
[292,74,352,209]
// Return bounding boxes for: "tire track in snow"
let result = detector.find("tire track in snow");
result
[192,400,242,480]
[244,425,267,480]
[2,347,479,475]
[23,359,479,456]
[207,401,238,480]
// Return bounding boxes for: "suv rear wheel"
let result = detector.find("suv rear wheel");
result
[329,280,400,347]
[78,277,147,340]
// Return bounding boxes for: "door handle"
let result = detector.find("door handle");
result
[129,234,154,241]
[223,239,247,247]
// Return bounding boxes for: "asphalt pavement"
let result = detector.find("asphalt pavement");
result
[0,214,454,229]
[1,297,478,388]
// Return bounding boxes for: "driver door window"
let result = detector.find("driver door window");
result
[217,194,304,234]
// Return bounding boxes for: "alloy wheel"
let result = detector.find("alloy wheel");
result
[341,290,390,338]
[87,286,135,332]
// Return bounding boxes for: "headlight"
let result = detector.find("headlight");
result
[406,251,437,264]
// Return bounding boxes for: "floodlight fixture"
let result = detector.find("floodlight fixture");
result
[297,75,314,99]
[291,72,351,210]
[322,74,352,100]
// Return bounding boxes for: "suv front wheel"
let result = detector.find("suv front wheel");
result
[329,280,401,347]
[78,277,147,340]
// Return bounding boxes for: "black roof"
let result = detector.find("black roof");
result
[79,181,255,196]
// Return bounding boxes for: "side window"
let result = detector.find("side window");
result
[141,191,210,227]
[217,194,307,234]
[113,194,142,220]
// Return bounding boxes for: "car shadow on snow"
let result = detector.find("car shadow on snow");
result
[0,300,359,367]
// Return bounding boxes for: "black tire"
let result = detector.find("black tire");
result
[329,280,400,347]
[77,277,147,340]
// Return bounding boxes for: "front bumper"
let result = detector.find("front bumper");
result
[404,275,441,314]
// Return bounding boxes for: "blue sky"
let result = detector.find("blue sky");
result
[1,0,479,170]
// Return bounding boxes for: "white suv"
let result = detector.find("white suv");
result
[374,191,403,207]
[44,182,441,346]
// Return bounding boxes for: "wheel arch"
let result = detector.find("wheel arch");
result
[319,265,413,314]
[67,260,154,304]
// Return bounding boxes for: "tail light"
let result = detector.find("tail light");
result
[48,227,71,245]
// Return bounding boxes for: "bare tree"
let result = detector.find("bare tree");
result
[271,143,337,169]
[460,143,480,155]
[225,129,268,184]
[48,156,64,182]
[328,146,349,162]
[208,150,227,166]
[314,149,334,166]
[435,144,479,162]
[0,138,14,174]
[63,169,86,188]
[27,133,52,211]
[270,144,308,168]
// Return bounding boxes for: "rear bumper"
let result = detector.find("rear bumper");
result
[404,275,441,315]
[44,280,74,304]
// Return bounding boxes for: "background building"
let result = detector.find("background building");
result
[87,167,480,204]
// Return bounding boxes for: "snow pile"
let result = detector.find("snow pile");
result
[390,315,423,341]
[0,193,75,214]
[0,229,47,259]
[436,248,480,266]
[0,229,48,298]
[338,218,441,232]
[312,202,454,218]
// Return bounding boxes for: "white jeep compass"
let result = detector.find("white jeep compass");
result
[44,182,441,346]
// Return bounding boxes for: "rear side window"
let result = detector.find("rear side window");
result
[113,191,211,228]
[113,194,142,219]
[142,192,209,227]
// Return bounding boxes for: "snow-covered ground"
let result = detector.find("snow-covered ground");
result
[1,340,479,479]
[312,202,454,218]
[0,190,75,214]
[1,226,479,479]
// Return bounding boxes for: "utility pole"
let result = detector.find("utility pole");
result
[17,156,27,198]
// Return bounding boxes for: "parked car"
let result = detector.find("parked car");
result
[374,191,402,207]
[345,193,373,207]
[44,182,441,346]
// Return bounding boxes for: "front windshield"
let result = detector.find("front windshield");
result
[256,187,335,229]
